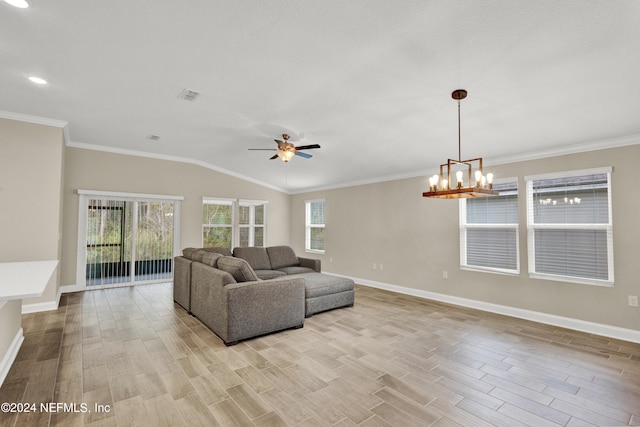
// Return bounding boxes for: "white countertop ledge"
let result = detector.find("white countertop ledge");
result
[0,260,59,300]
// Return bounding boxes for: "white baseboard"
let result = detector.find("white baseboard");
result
[59,284,85,294]
[21,288,62,314]
[0,328,24,387]
[330,274,640,344]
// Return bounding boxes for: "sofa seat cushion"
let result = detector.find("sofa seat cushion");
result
[254,269,287,280]
[294,273,355,298]
[217,256,259,283]
[277,266,317,275]
[267,246,300,269]
[233,247,273,270]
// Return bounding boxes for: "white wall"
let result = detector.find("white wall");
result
[0,118,64,381]
[290,144,640,333]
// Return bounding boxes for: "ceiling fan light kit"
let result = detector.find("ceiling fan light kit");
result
[422,89,499,199]
[249,133,321,163]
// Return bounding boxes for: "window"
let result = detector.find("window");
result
[305,199,325,253]
[460,179,519,274]
[202,198,235,249]
[77,190,182,288]
[238,200,267,247]
[525,167,613,286]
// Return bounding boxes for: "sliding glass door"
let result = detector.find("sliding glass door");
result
[134,201,175,283]
[86,199,132,285]
[78,191,182,288]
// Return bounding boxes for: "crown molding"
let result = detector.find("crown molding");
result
[291,133,640,194]
[0,110,70,145]
[4,109,638,195]
[66,140,289,194]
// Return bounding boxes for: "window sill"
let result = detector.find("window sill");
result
[461,265,520,276]
[305,249,325,255]
[528,272,613,287]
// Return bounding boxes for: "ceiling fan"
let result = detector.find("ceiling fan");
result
[249,134,321,162]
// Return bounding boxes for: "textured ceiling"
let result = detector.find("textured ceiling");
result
[2,1,640,193]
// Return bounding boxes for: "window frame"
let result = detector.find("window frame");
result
[525,167,614,287]
[202,197,236,250]
[459,178,520,275]
[305,199,326,254]
[238,199,268,248]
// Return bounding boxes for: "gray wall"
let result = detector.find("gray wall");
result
[290,144,640,331]
[60,147,291,286]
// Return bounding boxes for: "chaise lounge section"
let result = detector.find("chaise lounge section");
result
[233,245,354,316]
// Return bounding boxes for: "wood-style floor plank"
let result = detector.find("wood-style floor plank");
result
[1,283,639,426]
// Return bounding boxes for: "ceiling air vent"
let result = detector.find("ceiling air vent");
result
[177,88,201,102]
[147,134,161,141]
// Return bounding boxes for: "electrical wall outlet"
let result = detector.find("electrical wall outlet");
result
[379,264,383,270]
[372,263,377,270]
[628,295,639,307]
[442,271,448,279]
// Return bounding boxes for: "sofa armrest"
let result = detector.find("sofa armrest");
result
[190,263,235,341]
[298,257,321,272]
[191,260,305,345]
[225,277,305,343]
[173,256,193,312]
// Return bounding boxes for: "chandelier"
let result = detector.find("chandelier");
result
[422,89,499,199]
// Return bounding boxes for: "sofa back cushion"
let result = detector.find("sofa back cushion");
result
[217,256,259,283]
[202,247,233,257]
[182,247,198,258]
[266,246,300,270]
[190,249,209,263]
[233,247,272,270]
[201,252,222,268]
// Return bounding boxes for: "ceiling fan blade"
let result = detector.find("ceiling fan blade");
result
[295,144,321,150]
[295,151,312,159]
[269,154,279,160]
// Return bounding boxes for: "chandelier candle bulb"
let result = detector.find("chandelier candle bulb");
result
[442,178,448,190]
[429,175,437,191]
[486,173,494,189]
[475,170,482,187]
[456,170,464,188]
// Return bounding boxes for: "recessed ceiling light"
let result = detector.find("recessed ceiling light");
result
[28,76,48,85]
[4,0,29,8]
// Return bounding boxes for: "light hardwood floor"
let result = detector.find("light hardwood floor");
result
[1,283,639,426]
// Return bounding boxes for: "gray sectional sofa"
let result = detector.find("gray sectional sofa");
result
[173,246,354,345]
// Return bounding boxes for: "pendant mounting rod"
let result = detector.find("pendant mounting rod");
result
[451,89,467,162]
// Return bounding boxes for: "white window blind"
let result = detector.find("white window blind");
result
[525,167,613,286]
[305,199,325,253]
[460,180,519,274]
[202,198,235,250]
